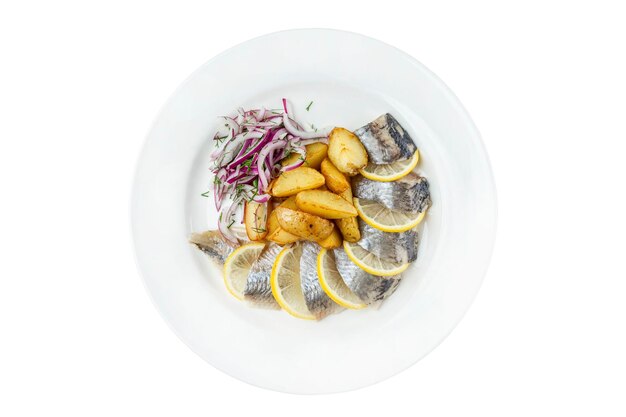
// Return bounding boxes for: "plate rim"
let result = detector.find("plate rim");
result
[130,28,497,394]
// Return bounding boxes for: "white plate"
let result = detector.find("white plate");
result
[131,29,496,394]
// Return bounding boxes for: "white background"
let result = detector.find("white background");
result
[1,1,625,415]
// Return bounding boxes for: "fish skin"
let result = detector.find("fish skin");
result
[357,220,418,264]
[352,172,431,213]
[189,230,236,264]
[300,242,340,319]
[333,248,402,305]
[354,113,417,164]
[244,243,281,309]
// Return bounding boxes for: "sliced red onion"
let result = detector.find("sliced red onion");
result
[226,130,277,169]
[283,113,330,139]
[218,198,241,245]
[223,117,239,133]
[252,193,270,203]
[282,159,305,172]
[214,183,223,211]
[256,140,286,190]
[254,122,279,128]
[279,144,305,172]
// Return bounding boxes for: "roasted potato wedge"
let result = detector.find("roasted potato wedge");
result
[295,190,357,219]
[328,127,368,176]
[278,195,298,210]
[320,158,350,193]
[332,186,360,241]
[266,210,281,236]
[275,207,334,241]
[280,143,328,170]
[316,227,343,249]
[335,216,360,243]
[270,167,325,197]
[244,200,271,241]
[337,186,353,202]
[266,197,300,244]
[267,227,300,245]
[303,142,328,169]
[266,212,300,244]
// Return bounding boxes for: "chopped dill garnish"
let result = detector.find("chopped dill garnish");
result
[251,227,266,233]
[214,135,228,144]
[213,176,222,185]
[200,191,210,197]
[306,101,313,111]
[242,158,253,168]
[228,219,235,228]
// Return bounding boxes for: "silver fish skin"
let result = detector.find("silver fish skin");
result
[354,113,417,164]
[300,242,340,320]
[357,220,418,264]
[352,172,431,213]
[189,230,236,264]
[244,243,281,309]
[333,248,401,305]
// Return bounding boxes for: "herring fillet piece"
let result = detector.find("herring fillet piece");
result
[333,248,401,305]
[354,113,417,164]
[352,172,431,213]
[189,230,236,264]
[357,220,418,264]
[300,242,340,319]
[244,243,281,309]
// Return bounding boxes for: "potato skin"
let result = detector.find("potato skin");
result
[280,143,328,170]
[270,167,325,197]
[275,207,334,241]
[328,127,368,176]
[320,158,350,193]
[295,190,357,219]
[244,201,271,241]
[316,227,342,249]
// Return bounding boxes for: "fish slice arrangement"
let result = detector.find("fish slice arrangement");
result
[190,100,431,319]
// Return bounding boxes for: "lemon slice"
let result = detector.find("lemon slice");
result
[343,241,409,277]
[317,249,367,309]
[270,245,316,320]
[223,242,265,300]
[358,150,419,182]
[354,198,426,233]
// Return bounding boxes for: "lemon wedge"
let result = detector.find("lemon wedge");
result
[358,150,419,182]
[223,242,265,300]
[343,241,409,277]
[317,249,367,309]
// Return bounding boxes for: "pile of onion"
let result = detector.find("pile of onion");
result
[208,99,330,244]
